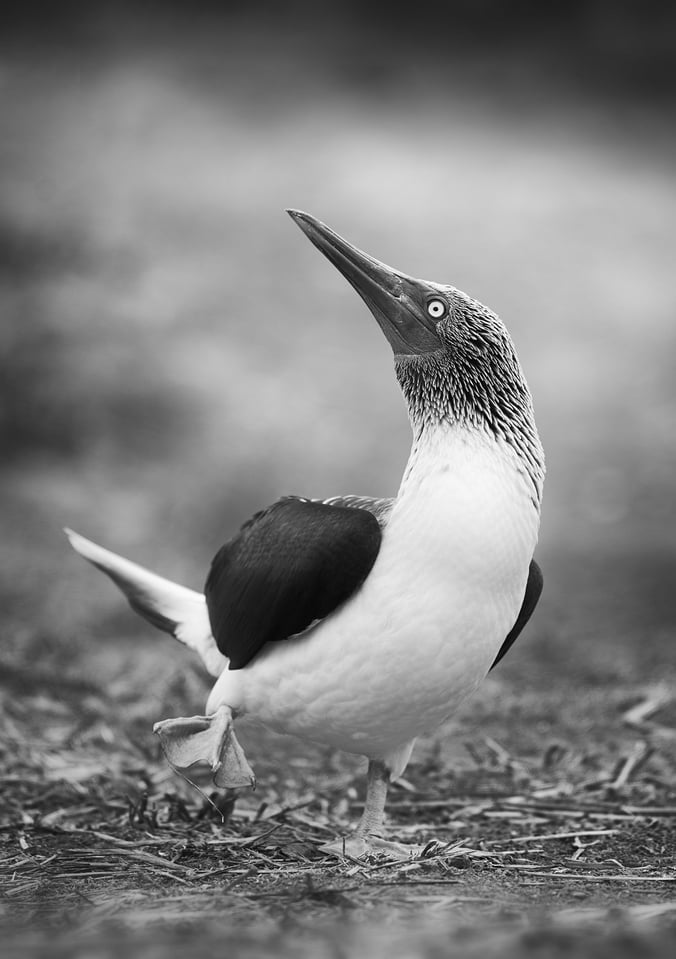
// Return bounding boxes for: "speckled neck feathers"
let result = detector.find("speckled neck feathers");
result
[395,294,545,505]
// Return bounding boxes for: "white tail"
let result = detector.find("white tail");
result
[65,529,227,677]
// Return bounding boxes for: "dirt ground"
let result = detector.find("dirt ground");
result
[2,609,675,958]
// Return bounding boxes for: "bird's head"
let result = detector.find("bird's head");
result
[288,210,544,498]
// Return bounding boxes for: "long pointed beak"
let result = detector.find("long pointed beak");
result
[287,210,441,356]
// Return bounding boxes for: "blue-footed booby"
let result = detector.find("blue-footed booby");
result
[66,210,545,857]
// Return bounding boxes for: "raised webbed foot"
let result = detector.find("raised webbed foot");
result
[153,704,255,788]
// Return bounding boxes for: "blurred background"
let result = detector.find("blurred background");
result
[2,0,676,693]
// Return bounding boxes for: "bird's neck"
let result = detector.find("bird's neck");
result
[395,352,545,508]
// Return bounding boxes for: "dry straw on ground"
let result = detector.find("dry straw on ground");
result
[2,672,675,957]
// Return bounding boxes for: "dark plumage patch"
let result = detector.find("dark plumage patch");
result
[205,497,382,670]
[490,559,543,670]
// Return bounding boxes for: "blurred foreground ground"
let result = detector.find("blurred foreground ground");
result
[1,4,676,956]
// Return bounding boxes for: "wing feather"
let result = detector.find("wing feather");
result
[65,529,227,677]
[205,498,382,670]
[317,494,394,528]
[490,560,543,670]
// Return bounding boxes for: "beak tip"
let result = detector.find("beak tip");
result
[286,209,319,237]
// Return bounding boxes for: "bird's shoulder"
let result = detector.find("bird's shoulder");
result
[318,494,394,528]
[205,496,383,670]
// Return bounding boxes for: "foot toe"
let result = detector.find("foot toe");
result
[320,835,427,861]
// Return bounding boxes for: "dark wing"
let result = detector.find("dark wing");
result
[318,495,394,529]
[490,560,543,670]
[205,497,382,670]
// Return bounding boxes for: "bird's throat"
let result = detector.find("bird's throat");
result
[395,351,545,507]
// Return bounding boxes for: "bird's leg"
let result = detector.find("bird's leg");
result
[321,758,419,861]
[355,759,390,838]
[153,704,255,789]
[320,759,389,858]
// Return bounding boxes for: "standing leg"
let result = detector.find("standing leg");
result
[355,759,390,838]
[321,749,421,859]
[321,741,419,859]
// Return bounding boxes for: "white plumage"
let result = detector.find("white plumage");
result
[206,428,538,773]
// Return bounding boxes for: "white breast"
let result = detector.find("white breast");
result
[206,426,541,760]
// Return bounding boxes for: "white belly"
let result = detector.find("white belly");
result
[206,428,541,761]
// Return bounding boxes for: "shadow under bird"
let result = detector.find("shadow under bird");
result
[66,210,545,857]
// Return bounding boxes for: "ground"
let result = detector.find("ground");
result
[2,612,676,958]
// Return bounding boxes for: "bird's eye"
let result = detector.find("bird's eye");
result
[426,298,447,319]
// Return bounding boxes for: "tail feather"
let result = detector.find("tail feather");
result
[65,528,227,677]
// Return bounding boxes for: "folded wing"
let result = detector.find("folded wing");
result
[205,497,383,669]
[490,559,544,670]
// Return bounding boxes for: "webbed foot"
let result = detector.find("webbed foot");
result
[319,834,428,861]
[153,704,255,788]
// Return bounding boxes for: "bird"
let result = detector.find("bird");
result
[66,209,545,858]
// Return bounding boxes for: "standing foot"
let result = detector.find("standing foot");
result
[319,834,428,860]
[320,755,431,859]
